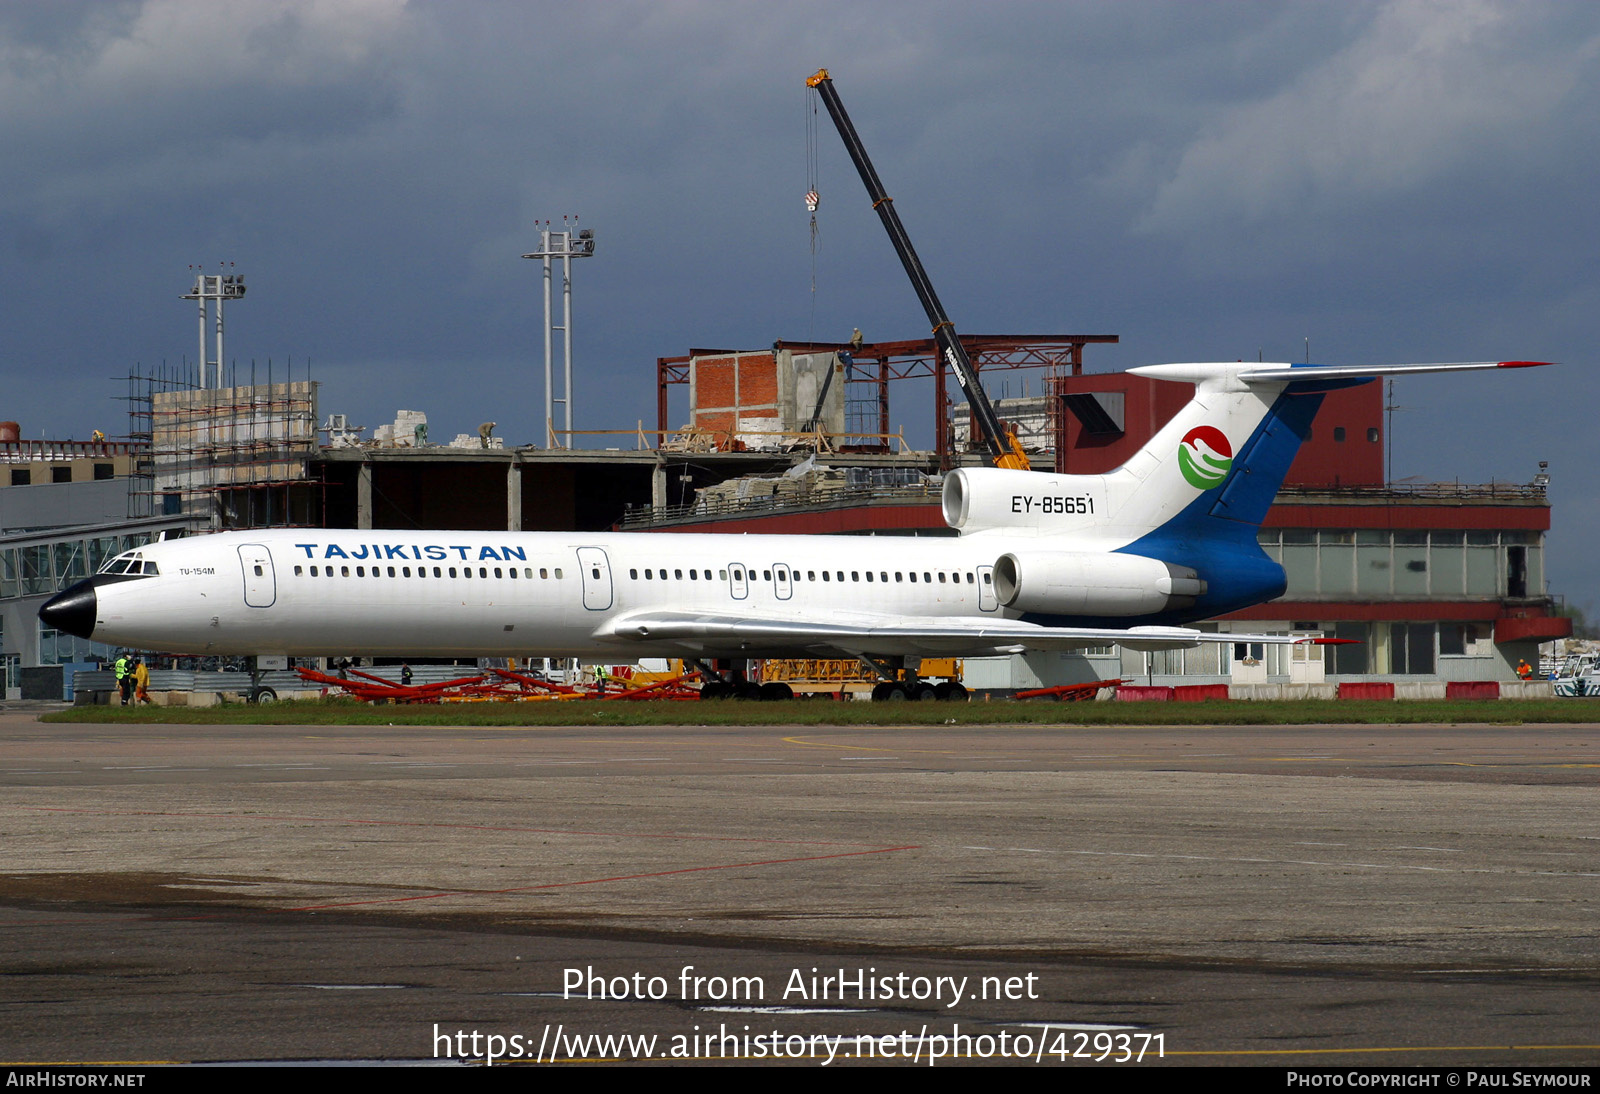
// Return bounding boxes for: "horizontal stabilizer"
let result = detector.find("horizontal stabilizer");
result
[1236,360,1552,382]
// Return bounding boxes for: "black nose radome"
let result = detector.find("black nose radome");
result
[39,580,97,640]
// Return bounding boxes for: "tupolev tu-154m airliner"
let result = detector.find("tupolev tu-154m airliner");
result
[40,359,1543,698]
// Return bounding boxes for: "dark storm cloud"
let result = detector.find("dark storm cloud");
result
[0,1,1593,604]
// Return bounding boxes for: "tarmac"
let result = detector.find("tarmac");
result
[1,710,1597,1066]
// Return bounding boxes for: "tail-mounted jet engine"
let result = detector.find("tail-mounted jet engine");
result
[992,551,1207,617]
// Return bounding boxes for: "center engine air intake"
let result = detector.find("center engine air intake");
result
[992,551,1207,616]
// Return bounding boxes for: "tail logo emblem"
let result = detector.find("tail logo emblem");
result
[1178,426,1233,489]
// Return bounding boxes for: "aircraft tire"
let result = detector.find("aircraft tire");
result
[250,687,278,705]
[699,681,727,700]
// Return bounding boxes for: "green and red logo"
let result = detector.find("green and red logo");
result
[1178,426,1232,489]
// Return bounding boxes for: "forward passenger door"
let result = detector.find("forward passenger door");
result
[237,544,276,608]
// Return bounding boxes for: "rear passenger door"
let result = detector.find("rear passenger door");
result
[976,564,998,612]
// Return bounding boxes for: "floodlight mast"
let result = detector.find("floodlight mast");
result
[180,266,247,389]
[806,68,1028,470]
[521,221,595,448]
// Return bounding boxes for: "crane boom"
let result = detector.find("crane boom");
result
[806,68,1028,470]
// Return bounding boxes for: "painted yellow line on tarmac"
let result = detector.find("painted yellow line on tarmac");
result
[781,736,953,755]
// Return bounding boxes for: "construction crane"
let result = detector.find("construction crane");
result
[806,68,1030,470]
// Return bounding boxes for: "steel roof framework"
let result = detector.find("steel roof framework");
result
[657,333,1118,463]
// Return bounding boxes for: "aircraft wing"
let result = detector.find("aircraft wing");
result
[596,610,1338,659]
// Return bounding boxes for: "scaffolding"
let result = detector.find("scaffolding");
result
[127,362,324,529]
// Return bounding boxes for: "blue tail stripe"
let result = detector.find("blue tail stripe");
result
[1210,390,1323,526]
[1109,379,1357,621]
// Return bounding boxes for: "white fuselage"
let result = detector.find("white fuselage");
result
[92,527,1019,658]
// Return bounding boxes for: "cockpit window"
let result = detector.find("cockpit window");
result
[99,552,155,577]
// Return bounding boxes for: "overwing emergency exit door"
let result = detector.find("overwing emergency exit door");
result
[576,547,613,610]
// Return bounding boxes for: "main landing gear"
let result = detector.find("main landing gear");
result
[859,655,967,703]
[691,660,794,702]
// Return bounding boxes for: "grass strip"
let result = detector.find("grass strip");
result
[39,697,1600,728]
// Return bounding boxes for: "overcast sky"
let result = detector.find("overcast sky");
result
[2,1,1595,607]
